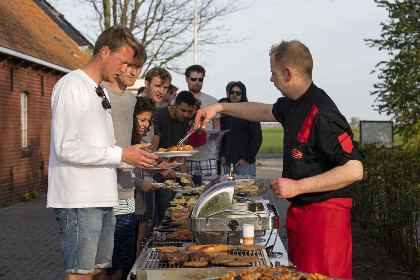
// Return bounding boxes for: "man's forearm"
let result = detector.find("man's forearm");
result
[221,102,276,122]
[297,160,363,194]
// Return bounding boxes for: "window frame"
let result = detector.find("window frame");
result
[20,92,28,148]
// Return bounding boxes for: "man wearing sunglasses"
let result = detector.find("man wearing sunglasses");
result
[194,40,364,280]
[47,26,160,280]
[184,65,221,184]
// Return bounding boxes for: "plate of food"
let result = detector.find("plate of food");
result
[155,145,198,158]
[175,172,192,178]
[145,162,183,171]
[155,180,180,189]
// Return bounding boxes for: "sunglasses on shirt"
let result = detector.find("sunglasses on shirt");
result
[229,90,242,96]
[189,77,204,82]
[96,86,111,110]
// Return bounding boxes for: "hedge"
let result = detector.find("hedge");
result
[353,143,420,275]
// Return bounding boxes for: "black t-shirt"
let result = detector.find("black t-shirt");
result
[156,107,189,149]
[272,82,363,205]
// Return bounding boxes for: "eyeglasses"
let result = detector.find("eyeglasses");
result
[229,90,242,96]
[96,86,111,109]
[189,77,204,82]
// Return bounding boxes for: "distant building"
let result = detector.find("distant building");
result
[127,78,145,95]
[0,0,91,206]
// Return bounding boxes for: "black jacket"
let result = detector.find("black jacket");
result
[220,115,262,165]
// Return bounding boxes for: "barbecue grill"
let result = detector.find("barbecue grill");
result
[136,246,270,280]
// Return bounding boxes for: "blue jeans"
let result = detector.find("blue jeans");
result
[223,163,256,177]
[106,213,136,275]
[53,208,116,274]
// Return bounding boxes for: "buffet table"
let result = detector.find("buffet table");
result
[127,190,291,280]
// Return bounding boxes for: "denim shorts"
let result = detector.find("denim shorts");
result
[53,208,116,274]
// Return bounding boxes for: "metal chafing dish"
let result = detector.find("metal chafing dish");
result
[189,181,279,245]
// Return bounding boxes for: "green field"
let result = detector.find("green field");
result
[259,127,361,154]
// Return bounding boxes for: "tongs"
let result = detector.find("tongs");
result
[177,120,209,147]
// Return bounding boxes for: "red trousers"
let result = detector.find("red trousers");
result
[286,198,353,279]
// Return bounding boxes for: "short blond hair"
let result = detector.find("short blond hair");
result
[270,40,313,79]
[131,42,147,68]
[93,25,137,56]
[145,67,172,84]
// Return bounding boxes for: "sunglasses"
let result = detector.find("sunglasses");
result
[229,90,242,96]
[96,86,111,110]
[189,77,204,82]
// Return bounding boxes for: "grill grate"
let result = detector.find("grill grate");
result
[143,239,185,249]
[141,247,269,270]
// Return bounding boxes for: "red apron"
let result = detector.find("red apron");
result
[286,198,353,279]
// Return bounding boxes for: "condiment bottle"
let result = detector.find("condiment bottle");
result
[242,224,254,245]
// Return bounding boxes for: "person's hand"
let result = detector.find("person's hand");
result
[160,169,176,179]
[122,144,159,168]
[235,159,249,166]
[141,180,158,192]
[194,104,223,129]
[270,177,301,199]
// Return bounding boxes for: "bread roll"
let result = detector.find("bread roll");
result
[183,145,194,151]
[201,244,234,253]
[186,245,206,251]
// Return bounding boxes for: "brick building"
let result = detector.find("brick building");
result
[0,0,92,206]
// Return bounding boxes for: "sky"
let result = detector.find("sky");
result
[52,0,391,122]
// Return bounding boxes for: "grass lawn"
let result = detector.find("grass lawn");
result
[259,127,284,154]
[259,126,361,154]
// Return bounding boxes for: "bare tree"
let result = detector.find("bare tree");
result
[85,0,241,75]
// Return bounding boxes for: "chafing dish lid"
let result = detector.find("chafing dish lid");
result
[191,181,235,219]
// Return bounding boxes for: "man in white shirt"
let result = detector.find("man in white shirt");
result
[47,26,160,280]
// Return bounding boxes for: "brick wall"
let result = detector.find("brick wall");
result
[0,59,63,206]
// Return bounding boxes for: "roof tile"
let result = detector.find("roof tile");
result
[0,0,91,70]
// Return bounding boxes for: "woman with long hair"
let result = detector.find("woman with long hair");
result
[131,97,160,259]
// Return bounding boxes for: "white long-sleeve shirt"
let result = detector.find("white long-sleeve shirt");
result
[47,70,122,208]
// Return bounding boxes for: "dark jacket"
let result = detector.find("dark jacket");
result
[220,115,262,165]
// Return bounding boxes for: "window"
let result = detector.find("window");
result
[21,93,28,147]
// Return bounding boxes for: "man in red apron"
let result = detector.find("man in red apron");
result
[195,40,364,279]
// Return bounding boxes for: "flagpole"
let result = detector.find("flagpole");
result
[194,0,198,64]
